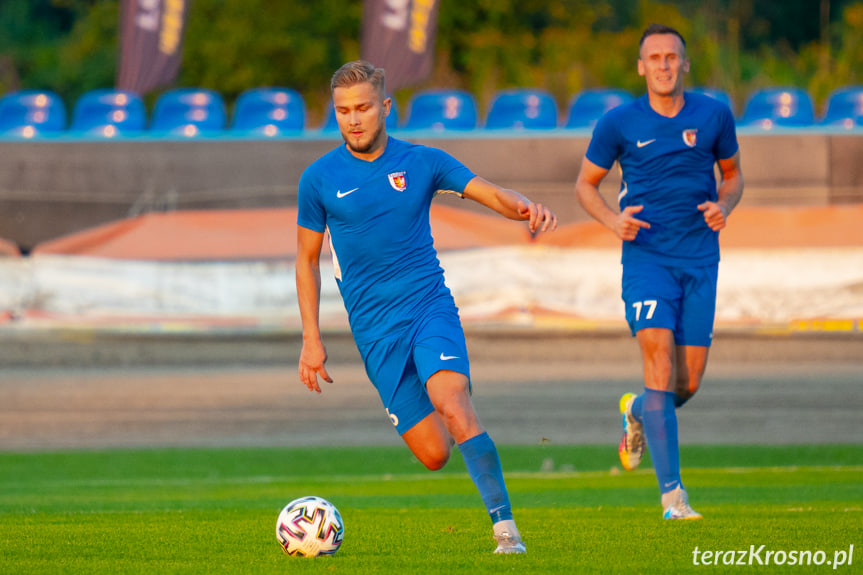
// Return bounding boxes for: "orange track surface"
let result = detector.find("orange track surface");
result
[0,237,20,257]
[537,204,863,249]
[29,204,863,261]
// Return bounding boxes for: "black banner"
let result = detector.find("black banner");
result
[116,0,189,95]
[361,0,440,90]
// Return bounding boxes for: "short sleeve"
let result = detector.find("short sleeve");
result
[585,112,623,170]
[296,168,326,233]
[714,105,739,161]
[427,147,476,195]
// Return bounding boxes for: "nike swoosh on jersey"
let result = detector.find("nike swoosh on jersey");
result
[636,139,656,148]
[336,187,359,198]
[439,353,460,361]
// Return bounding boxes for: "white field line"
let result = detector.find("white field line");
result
[4,465,861,490]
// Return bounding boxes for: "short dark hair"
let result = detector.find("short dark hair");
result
[639,23,686,51]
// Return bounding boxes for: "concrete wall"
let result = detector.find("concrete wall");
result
[0,131,860,250]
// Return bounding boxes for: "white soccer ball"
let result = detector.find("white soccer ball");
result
[276,496,345,557]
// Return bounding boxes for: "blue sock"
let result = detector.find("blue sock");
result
[635,392,687,414]
[641,389,681,494]
[630,393,645,423]
[673,393,689,408]
[458,431,513,524]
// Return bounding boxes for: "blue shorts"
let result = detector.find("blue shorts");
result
[621,262,718,347]
[356,310,471,435]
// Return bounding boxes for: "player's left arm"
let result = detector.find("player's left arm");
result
[698,152,744,231]
[461,176,558,233]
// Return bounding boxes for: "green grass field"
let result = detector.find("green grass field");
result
[1,445,860,574]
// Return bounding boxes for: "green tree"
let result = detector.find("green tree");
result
[0,0,74,94]
[4,0,863,122]
[180,0,363,124]
[53,1,118,105]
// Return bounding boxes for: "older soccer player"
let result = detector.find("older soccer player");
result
[575,24,744,519]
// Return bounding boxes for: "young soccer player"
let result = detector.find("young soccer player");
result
[295,60,557,552]
[574,24,744,519]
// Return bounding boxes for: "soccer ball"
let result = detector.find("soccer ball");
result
[276,496,345,557]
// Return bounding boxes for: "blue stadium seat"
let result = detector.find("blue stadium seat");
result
[232,87,305,136]
[403,90,477,131]
[739,87,815,129]
[484,89,558,130]
[319,95,399,132]
[564,89,634,129]
[820,85,863,129]
[689,87,735,115]
[71,89,146,137]
[0,90,66,138]
[320,105,339,131]
[151,88,226,136]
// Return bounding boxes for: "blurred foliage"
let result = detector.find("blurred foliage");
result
[1,0,862,124]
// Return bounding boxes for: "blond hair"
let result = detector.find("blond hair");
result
[330,60,386,98]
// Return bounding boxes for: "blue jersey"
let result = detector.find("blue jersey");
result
[586,92,738,266]
[297,136,476,345]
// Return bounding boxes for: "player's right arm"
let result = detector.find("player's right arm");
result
[296,225,333,393]
[575,157,650,241]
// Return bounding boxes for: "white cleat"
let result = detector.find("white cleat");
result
[662,487,703,520]
[493,531,526,554]
[618,393,644,471]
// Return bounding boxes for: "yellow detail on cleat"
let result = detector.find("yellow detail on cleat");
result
[620,392,637,414]
[618,392,644,471]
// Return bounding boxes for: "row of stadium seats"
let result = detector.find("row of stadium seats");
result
[1,85,862,139]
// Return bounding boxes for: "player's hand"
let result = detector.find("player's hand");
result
[615,205,651,241]
[517,200,558,233]
[697,201,727,231]
[298,338,333,393]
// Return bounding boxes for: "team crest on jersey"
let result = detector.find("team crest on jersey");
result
[388,171,407,192]
[682,129,698,147]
